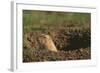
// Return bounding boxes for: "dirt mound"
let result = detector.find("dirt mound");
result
[23,28,90,51]
[23,32,58,52]
[49,28,90,51]
[23,28,91,62]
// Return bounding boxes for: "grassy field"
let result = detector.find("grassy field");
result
[23,10,90,32]
[23,10,91,62]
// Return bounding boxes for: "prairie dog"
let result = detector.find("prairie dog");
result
[38,34,58,52]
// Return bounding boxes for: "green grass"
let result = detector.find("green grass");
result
[23,10,91,33]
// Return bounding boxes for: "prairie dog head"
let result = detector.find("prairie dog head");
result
[38,34,58,52]
[38,34,51,44]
